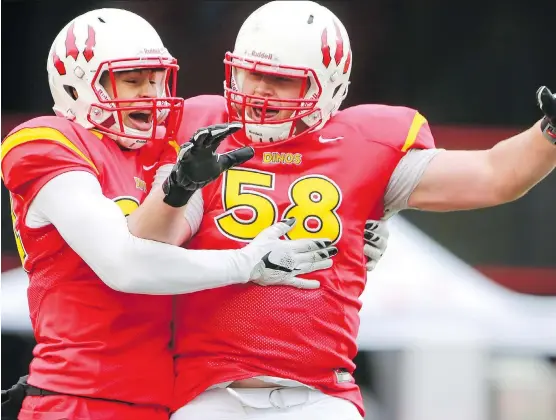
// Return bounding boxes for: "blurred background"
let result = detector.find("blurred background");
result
[2,1,555,419]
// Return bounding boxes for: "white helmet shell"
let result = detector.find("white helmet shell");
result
[224,1,352,142]
[47,8,183,149]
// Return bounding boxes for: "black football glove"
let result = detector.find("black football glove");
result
[162,122,254,207]
[536,86,556,145]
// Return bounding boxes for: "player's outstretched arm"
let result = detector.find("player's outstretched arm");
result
[31,171,334,293]
[127,122,253,245]
[408,86,556,211]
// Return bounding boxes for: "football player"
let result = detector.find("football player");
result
[131,1,554,419]
[1,8,340,420]
[133,0,556,418]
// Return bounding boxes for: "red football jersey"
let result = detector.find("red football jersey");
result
[172,96,435,415]
[1,116,178,409]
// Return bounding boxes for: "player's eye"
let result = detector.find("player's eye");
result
[276,76,293,83]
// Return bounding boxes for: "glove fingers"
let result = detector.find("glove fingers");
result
[288,238,333,253]
[364,229,387,252]
[364,220,390,240]
[218,147,255,171]
[177,142,195,162]
[364,219,389,271]
[364,221,380,231]
[256,218,297,239]
[191,122,243,149]
[365,259,378,271]
[294,246,337,265]
[537,86,556,120]
[364,243,382,262]
[375,222,390,240]
[295,258,333,275]
[190,127,211,147]
[288,277,321,290]
[208,122,244,149]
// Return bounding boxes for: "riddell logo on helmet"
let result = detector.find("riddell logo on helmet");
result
[95,87,111,102]
[250,50,273,61]
[141,48,164,55]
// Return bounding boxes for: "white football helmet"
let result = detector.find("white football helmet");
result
[47,8,183,149]
[224,1,352,143]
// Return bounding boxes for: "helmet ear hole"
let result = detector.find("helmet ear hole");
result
[63,85,78,100]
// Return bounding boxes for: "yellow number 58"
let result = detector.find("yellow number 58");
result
[215,168,343,243]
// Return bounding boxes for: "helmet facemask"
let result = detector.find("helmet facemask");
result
[84,57,183,149]
[224,52,323,143]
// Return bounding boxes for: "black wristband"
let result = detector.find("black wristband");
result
[540,118,556,145]
[161,174,195,208]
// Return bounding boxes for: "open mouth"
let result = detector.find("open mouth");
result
[250,101,280,121]
[128,111,153,131]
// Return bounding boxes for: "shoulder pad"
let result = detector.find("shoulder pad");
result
[2,116,98,195]
[177,96,228,143]
[337,104,436,152]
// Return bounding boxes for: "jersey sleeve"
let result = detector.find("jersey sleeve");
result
[383,148,444,216]
[346,105,438,218]
[400,110,436,151]
[353,104,436,152]
[379,108,440,215]
[1,124,99,203]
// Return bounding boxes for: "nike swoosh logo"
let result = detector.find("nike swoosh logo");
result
[318,136,344,143]
[142,163,157,171]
